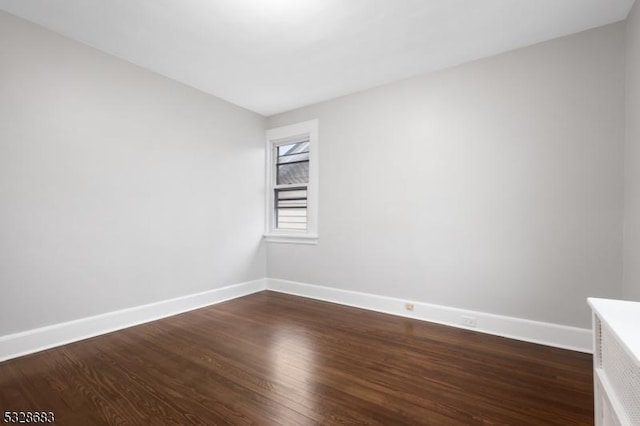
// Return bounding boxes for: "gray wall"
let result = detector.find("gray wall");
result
[267,23,626,328]
[0,11,266,335]
[623,1,640,301]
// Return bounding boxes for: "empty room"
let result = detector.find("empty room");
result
[1,0,639,425]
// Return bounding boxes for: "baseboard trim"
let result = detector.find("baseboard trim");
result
[266,278,592,353]
[1,277,592,362]
[0,279,266,362]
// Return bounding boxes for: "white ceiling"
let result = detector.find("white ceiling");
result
[0,0,635,116]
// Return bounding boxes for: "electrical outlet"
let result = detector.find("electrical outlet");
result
[460,315,477,328]
[405,302,414,311]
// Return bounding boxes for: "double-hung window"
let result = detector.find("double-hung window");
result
[265,120,318,244]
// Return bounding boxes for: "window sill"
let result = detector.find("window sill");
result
[263,233,318,245]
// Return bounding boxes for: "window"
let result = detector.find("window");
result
[265,120,318,244]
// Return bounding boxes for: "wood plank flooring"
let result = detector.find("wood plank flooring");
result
[0,291,593,425]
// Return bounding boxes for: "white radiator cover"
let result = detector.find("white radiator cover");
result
[589,298,640,426]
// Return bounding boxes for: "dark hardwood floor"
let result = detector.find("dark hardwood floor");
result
[0,291,593,425]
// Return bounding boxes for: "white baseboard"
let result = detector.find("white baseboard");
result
[0,279,266,362]
[266,278,592,353]
[0,276,592,363]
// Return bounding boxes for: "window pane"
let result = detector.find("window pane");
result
[277,162,308,185]
[276,188,307,230]
[277,141,309,184]
[278,152,309,164]
[278,141,309,159]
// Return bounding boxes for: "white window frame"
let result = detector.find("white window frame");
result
[264,119,319,245]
